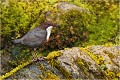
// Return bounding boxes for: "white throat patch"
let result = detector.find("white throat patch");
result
[46,26,53,41]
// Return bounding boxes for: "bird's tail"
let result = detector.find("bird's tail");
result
[13,39,22,44]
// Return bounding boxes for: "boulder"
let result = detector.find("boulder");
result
[4,46,120,79]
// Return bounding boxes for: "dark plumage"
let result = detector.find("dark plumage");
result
[13,21,56,61]
[13,21,55,47]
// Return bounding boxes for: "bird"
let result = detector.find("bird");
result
[13,21,56,61]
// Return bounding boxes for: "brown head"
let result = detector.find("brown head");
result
[37,21,58,41]
[39,21,56,30]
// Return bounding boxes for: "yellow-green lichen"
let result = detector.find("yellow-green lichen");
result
[80,46,120,79]
[104,50,115,59]
[104,43,115,47]
[116,73,120,78]
[46,51,62,60]
[37,63,45,71]
[76,59,85,66]
[43,70,60,80]
[80,48,104,65]
[48,59,73,79]
[36,62,60,79]
[76,58,95,79]
[104,70,116,79]
[0,61,32,80]
[64,47,71,50]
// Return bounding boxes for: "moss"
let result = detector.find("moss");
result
[76,58,85,66]
[80,46,120,79]
[76,58,90,76]
[37,63,45,71]
[44,70,60,80]
[104,69,120,79]
[37,62,60,79]
[0,61,32,80]
[103,50,120,68]
[48,59,73,79]
[104,50,115,59]
[80,48,104,65]
[64,48,71,50]
[116,73,120,78]
[104,43,115,47]
[100,64,108,71]
[104,70,116,79]
[46,51,62,60]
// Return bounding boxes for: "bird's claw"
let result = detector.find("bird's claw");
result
[38,56,45,61]
[32,57,38,62]
[32,56,45,62]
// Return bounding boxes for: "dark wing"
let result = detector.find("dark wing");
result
[21,27,47,47]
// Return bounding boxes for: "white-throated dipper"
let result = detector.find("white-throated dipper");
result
[13,21,56,61]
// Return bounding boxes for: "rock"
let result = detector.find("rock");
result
[45,2,88,25]
[6,61,62,79]
[57,47,96,79]
[57,2,87,12]
[4,46,120,79]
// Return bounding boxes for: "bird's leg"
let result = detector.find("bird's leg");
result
[32,48,38,61]
[32,48,45,61]
[34,48,38,58]
[38,56,45,61]
[38,48,46,61]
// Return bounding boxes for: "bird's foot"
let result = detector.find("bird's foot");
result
[32,56,45,62]
[38,56,46,61]
[32,57,38,62]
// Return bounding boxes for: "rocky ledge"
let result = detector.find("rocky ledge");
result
[1,45,120,80]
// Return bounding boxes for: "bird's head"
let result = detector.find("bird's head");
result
[40,21,57,30]
[40,21,59,42]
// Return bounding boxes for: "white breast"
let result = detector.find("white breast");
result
[46,26,53,41]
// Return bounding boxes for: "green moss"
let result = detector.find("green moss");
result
[64,48,71,50]
[48,59,73,79]
[37,51,72,79]
[116,73,120,78]
[76,58,89,75]
[36,50,63,79]
[0,61,32,80]
[104,70,116,79]
[80,48,104,65]
[80,46,120,79]
[76,59,85,66]
[44,70,60,80]
[37,63,45,71]
[37,63,60,79]
[104,43,115,47]
[104,50,115,59]
[46,51,62,60]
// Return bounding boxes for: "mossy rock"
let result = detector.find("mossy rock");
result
[1,46,120,79]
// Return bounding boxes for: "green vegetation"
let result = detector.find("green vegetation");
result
[1,0,119,49]
[0,61,32,80]
[1,46,119,79]
[60,0,119,46]
[1,0,119,48]
[1,0,119,79]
